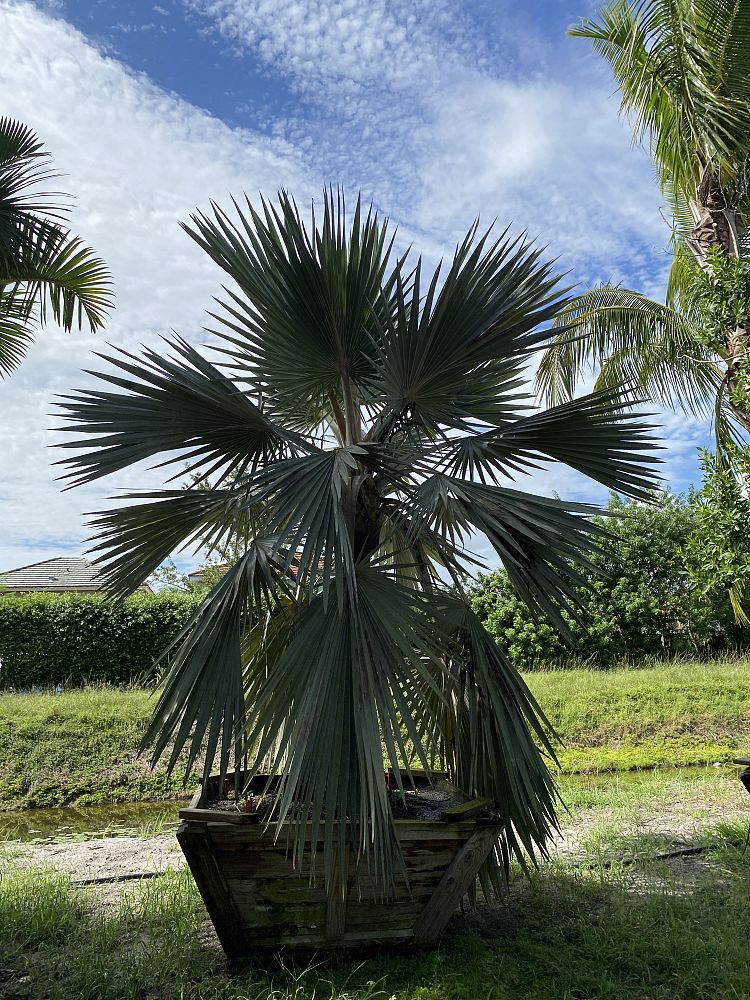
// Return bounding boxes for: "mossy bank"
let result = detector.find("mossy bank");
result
[0,688,190,810]
[2,656,749,810]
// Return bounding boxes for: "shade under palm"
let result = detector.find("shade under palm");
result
[57,191,659,892]
[0,117,112,376]
[538,0,750,443]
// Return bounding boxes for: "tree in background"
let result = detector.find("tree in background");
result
[537,1,750,445]
[0,118,111,375]
[470,492,741,669]
[685,445,750,621]
[57,189,658,889]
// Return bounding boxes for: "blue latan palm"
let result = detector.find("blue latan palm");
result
[57,190,660,892]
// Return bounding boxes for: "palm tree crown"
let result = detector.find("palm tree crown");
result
[0,117,112,376]
[538,0,750,443]
[57,191,659,892]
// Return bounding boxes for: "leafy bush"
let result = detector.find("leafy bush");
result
[684,446,750,624]
[469,493,744,669]
[0,592,199,688]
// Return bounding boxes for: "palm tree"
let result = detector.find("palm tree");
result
[57,191,659,892]
[537,0,750,444]
[0,118,112,375]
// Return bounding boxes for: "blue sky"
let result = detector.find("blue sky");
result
[0,0,708,573]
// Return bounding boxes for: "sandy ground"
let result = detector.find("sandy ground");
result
[4,792,748,890]
[550,789,750,860]
[6,834,186,882]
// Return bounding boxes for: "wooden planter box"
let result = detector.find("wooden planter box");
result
[177,772,502,958]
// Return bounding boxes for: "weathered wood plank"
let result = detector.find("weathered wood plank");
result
[345,902,421,928]
[231,876,328,904]
[412,823,503,946]
[178,788,498,956]
[182,811,477,840]
[342,927,414,943]
[395,821,477,840]
[440,797,494,822]
[176,821,248,961]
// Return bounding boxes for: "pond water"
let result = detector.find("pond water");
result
[0,765,742,845]
[561,764,723,789]
[0,800,184,844]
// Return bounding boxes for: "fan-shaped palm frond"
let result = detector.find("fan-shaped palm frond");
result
[57,191,660,894]
[0,118,112,376]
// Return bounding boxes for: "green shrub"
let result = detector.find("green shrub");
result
[0,592,199,688]
[469,493,745,669]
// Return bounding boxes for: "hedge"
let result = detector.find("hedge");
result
[0,592,199,688]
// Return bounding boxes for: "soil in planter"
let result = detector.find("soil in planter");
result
[206,778,470,821]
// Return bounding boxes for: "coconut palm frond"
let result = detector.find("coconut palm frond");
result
[571,1,750,195]
[0,288,35,375]
[0,116,64,238]
[536,285,720,418]
[0,118,112,376]
[3,217,111,332]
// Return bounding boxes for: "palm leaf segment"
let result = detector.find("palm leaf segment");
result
[0,117,112,376]
[57,191,660,893]
[571,0,750,200]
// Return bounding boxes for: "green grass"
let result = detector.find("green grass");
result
[2,833,750,1000]
[527,654,750,772]
[2,662,749,996]
[558,763,743,815]
[0,687,190,810]
[2,656,750,810]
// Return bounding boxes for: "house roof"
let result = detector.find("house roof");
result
[187,562,230,581]
[0,557,107,593]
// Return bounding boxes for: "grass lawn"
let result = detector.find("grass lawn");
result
[2,656,750,809]
[2,826,750,1000]
[2,659,749,998]
[531,654,750,772]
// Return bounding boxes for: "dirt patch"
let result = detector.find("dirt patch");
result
[8,835,185,882]
[550,796,750,861]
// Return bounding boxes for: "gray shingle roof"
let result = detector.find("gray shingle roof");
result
[0,557,106,593]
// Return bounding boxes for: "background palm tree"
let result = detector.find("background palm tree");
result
[537,0,750,445]
[0,117,112,375]
[57,190,659,892]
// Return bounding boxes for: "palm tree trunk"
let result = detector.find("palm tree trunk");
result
[687,167,750,433]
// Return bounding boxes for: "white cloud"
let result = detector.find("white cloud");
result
[0,0,710,576]
[0,0,312,570]
[187,0,669,284]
